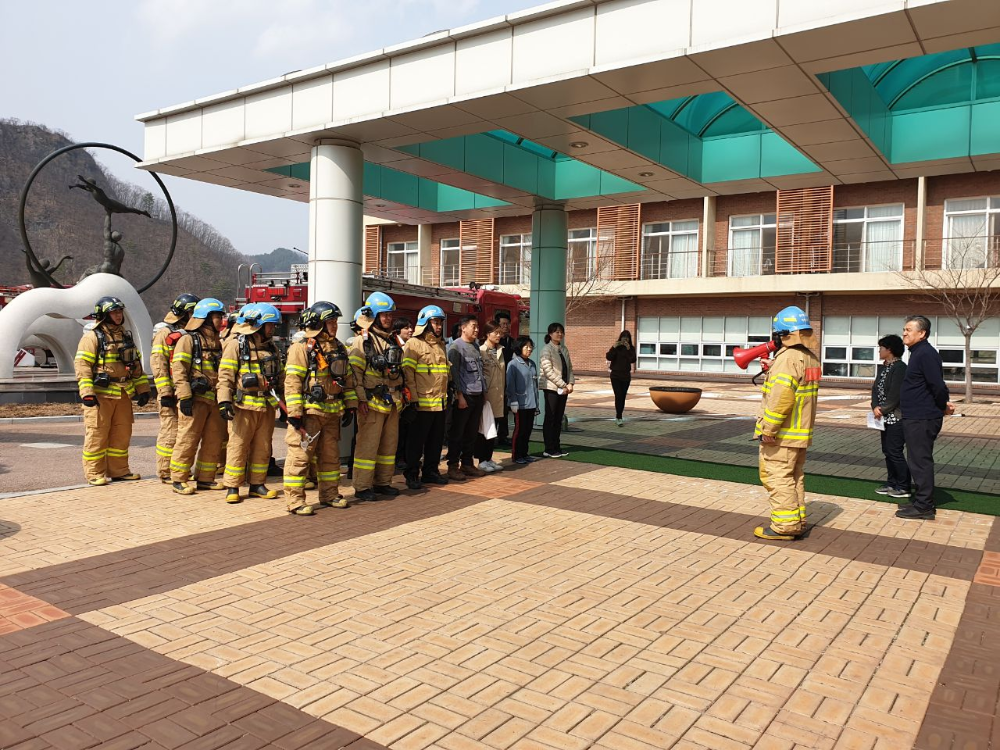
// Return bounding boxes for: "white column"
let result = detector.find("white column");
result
[309,139,364,340]
[417,223,434,286]
[915,175,926,271]
[701,196,716,278]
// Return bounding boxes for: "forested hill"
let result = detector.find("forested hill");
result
[0,119,250,317]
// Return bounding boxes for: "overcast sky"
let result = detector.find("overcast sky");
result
[1,0,537,257]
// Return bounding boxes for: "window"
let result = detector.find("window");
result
[728,214,776,277]
[440,238,460,287]
[499,234,531,285]
[640,221,699,280]
[386,241,419,284]
[568,228,597,282]
[636,315,771,373]
[832,204,903,273]
[943,197,1000,269]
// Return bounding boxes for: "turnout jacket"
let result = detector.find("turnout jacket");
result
[348,326,404,413]
[401,332,450,412]
[754,341,821,447]
[75,323,150,400]
[171,326,223,403]
[284,332,358,417]
[150,323,181,397]
[217,332,284,411]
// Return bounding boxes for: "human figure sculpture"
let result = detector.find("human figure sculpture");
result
[69,176,151,218]
[69,175,148,281]
[27,254,73,288]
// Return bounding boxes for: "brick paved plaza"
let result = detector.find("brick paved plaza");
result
[1,379,999,749]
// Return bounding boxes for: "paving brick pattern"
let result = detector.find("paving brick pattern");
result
[0,446,998,748]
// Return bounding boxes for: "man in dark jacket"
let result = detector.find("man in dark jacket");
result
[897,315,955,520]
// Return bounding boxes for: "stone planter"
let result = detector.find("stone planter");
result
[649,386,702,414]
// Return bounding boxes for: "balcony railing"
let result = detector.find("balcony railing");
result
[922,236,1000,271]
[708,240,919,277]
[639,250,700,280]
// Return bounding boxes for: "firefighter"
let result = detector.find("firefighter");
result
[169,298,227,496]
[217,302,284,503]
[283,301,358,515]
[753,305,821,541]
[150,293,200,483]
[349,292,404,502]
[74,296,151,485]
[400,305,450,490]
[216,306,249,477]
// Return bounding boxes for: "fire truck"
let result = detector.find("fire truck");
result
[235,263,527,341]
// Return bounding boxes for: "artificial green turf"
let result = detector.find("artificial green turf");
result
[528,441,1000,517]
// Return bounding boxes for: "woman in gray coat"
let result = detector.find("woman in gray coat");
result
[871,334,910,498]
[538,322,574,457]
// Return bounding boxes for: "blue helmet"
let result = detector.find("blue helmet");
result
[353,307,366,323]
[186,298,226,330]
[244,302,281,329]
[772,305,811,334]
[236,303,258,325]
[417,305,446,326]
[364,291,395,314]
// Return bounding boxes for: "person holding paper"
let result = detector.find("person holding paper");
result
[539,322,574,458]
[871,334,910,500]
[475,320,507,473]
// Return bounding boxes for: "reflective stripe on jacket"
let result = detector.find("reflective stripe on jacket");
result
[150,324,178,396]
[171,327,222,403]
[284,333,357,417]
[754,345,820,447]
[401,332,450,412]
[75,324,150,400]
[216,333,283,411]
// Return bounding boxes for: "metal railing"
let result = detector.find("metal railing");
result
[639,250,700,280]
[708,240,918,277]
[922,236,1000,271]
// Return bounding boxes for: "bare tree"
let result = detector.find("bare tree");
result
[895,230,1000,403]
[564,234,624,316]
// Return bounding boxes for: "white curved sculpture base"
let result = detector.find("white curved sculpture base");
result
[0,274,153,379]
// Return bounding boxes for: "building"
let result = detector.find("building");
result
[136,0,1000,387]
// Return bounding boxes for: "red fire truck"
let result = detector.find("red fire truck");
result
[235,263,527,340]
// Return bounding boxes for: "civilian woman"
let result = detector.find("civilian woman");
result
[506,336,538,464]
[539,322,574,458]
[476,320,506,472]
[606,330,636,426]
[872,334,911,499]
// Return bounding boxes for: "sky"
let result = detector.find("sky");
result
[1,0,538,257]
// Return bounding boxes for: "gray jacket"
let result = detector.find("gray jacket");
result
[506,355,538,410]
[448,338,484,396]
[539,342,574,392]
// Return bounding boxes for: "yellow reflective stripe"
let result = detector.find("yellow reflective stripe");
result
[76,352,97,363]
[80,378,94,386]
[376,455,396,465]
[353,458,376,469]
[196,392,217,402]
[106,448,129,456]
[249,463,269,471]
[762,409,786,425]
[174,352,192,363]
[349,355,366,367]
[284,476,306,487]
[224,465,244,476]
[286,364,308,376]
[401,358,417,370]
[82,449,107,459]
[317,471,340,481]
[305,401,345,414]
[220,359,238,370]
[417,397,446,406]
[367,400,392,413]
[287,395,305,405]
[155,444,173,457]
[170,459,190,471]
[154,377,172,387]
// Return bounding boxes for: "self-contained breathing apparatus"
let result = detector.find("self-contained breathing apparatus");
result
[306,338,349,405]
[183,330,221,395]
[361,328,404,406]
[93,326,140,389]
[236,334,282,403]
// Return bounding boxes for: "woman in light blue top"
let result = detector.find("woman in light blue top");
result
[505,336,538,464]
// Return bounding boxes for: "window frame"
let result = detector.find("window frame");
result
[386,241,419,284]
[832,203,904,273]
[727,213,777,277]
[440,237,461,287]
[567,228,598,283]
[943,196,1000,270]
[639,220,700,280]
[499,233,531,285]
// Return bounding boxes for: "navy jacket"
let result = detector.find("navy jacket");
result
[900,339,950,420]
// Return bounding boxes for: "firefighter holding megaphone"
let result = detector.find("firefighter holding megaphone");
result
[734,306,820,541]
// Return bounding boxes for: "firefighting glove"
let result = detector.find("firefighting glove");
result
[82,395,98,408]
[179,398,194,417]
[136,393,150,407]
[288,415,304,431]
[341,410,355,427]
[160,395,177,408]
[219,401,235,421]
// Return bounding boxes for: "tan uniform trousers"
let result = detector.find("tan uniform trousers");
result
[284,413,342,511]
[82,395,134,481]
[171,400,226,483]
[353,405,399,491]
[155,403,178,479]
[759,443,808,535]
[223,406,276,487]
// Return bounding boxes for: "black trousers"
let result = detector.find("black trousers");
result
[611,376,631,419]
[880,421,910,491]
[475,419,502,461]
[903,416,943,512]
[446,393,484,466]
[542,390,568,454]
[404,410,446,480]
[497,403,510,442]
[511,409,533,460]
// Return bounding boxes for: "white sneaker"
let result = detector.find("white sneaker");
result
[615,418,624,427]
[487,460,504,472]
[480,461,497,473]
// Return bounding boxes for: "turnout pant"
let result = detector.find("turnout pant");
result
[155,402,178,479]
[170,399,225,483]
[611,376,631,419]
[511,409,533,461]
[880,421,911,492]
[284,413,342,511]
[446,393,484,467]
[82,394,134,481]
[759,443,807,535]
[223,406,276,487]
[903,416,943,512]
[353,404,399,491]
[542,390,568,454]
[405,410,446,481]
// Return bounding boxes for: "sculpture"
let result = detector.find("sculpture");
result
[26,254,73,289]
[68,175,150,280]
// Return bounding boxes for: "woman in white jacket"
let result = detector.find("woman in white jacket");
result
[538,322,574,457]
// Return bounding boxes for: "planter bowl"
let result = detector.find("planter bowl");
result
[649,386,703,414]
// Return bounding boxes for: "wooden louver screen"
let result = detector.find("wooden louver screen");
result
[364,225,382,274]
[459,218,495,285]
[775,186,834,273]
[596,204,641,280]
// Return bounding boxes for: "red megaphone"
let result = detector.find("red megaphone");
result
[733,339,778,370]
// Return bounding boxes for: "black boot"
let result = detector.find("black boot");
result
[354,488,379,502]
[373,485,399,497]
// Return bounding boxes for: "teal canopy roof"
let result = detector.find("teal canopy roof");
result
[647,92,766,139]
[863,44,1000,111]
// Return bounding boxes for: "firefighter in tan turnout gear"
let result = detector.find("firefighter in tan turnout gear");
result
[753,305,821,541]
[150,293,200,482]
[169,298,227,496]
[349,292,404,502]
[283,301,358,516]
[217,303,284,504]
[74,296,151,485]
